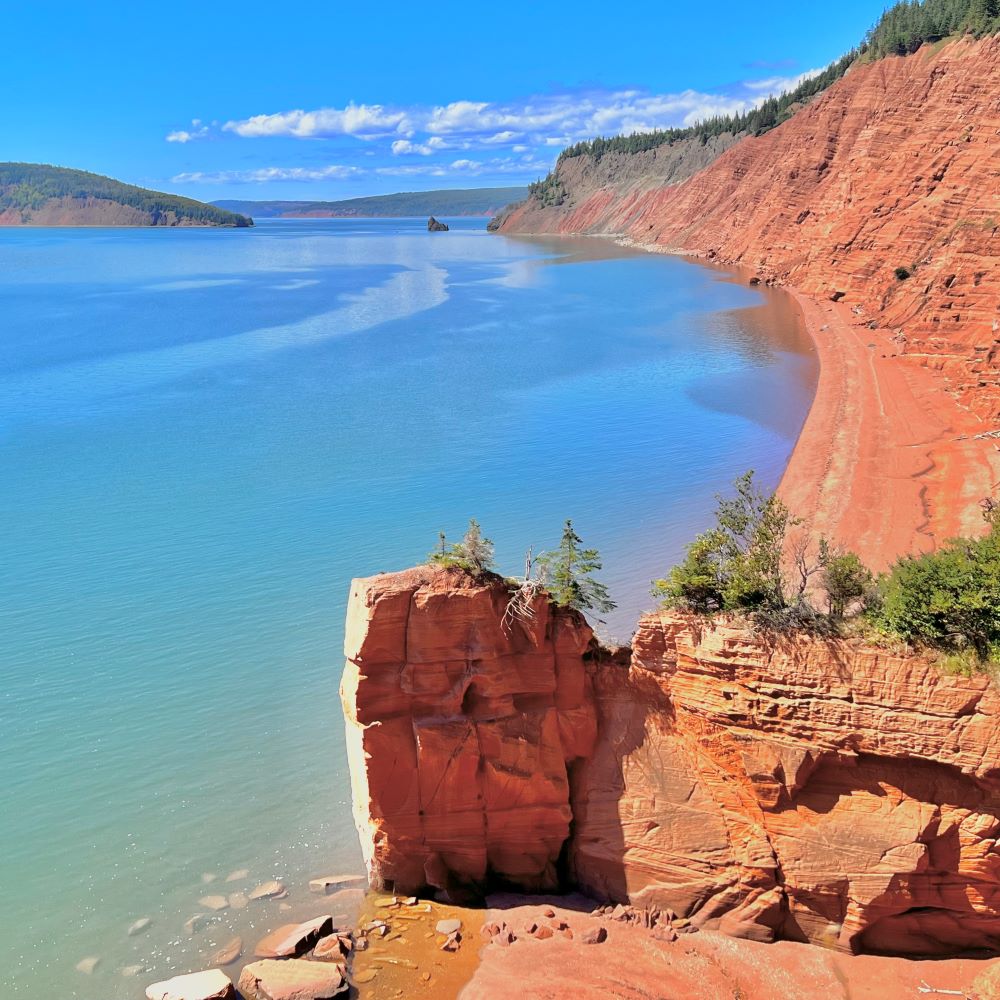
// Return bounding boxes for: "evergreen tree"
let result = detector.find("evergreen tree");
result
[429,519,495,576]
[539,520,616,618]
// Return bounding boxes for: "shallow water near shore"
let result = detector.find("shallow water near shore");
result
[0,217,816,997]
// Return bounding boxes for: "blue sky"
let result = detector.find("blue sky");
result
[3,0,884,201]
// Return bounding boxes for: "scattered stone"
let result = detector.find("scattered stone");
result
[480,922,500,941]
[313,934,347,961]
[225,869,249,883]
[198,895,230,912]
[542,907,555,918]
[255,915,333,958]
[548,919,569,931]
[435,918,461,935]
[76,957,100,975]
[249,880,286,901]
[560,928,574,940]
[581,926,607,944]
[403,896,418,906]
[653,925,678,943]
[309,874,366,895]
[679,922,699,935]
[122,964,147,978]
[239,959,347,999]
[145,969,235,1000]
[531,925,553,940]
[185,913,210,935]
[201,873,218,884]
[228,893,249,911]
[521,921,538,935]
[210,936,243,966]
[421,972,431,982]
[352,969,377,985]
[673,917,690,929]
[610,904,631,921]
[279,902,292,912]
[128,917,153,937]
[441,930,461,952]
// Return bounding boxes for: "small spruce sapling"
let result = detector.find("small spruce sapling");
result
[538,520,616,619]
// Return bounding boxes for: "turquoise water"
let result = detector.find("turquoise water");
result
[0,218,816,997]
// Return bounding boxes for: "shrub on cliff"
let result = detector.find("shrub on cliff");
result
[653,471,791,613]
[874,501,1000,661]
[429,519,496,575]
[820,541,876,620]
[538,520,616,619]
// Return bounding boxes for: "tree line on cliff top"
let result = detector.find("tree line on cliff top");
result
[530,0,999,189]
[659,471,1000,670]
[431,471,1000,670]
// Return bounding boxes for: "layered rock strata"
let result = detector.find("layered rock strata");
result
[342,567,1000,956]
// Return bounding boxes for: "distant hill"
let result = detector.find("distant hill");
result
[213,187,529,219]
[0,163,253,227]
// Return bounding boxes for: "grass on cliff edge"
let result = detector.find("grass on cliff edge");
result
[656,472,1000,671]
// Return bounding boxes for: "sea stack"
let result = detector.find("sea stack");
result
[427,216,449,232]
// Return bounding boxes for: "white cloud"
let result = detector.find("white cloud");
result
[742,69,820,93]
[171,165,363,183]
[166,119,210,143]
[168,68,828,184]
[222,103,412,139]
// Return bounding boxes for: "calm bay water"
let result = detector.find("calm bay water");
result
[0,218,816,997]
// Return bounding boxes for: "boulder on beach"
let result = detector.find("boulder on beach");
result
[145,968,234,1000]
[427,216,449,232]
[308,874,365,895]
[254,915,333,958]
[238,959,347,1000]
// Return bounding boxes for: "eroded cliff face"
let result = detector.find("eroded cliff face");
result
[343,567,1000,957]
[498,37,1000,420]
[341,566,601,896]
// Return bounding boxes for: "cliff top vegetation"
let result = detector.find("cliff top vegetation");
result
[657,472,1000,669]
[0,163,253,227]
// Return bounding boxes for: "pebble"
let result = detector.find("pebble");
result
[200,873,217,884]
[228,892,249,910]
[435,918,462,935]
[128,917,153,937]
[184,913,210,935]
[75,957,100,975]
[121,964,146,978]
[198,895,229,911]
[421,972,431,982]
[542,907,555,918]
[353,969,377,984]
[210,936,243,966]
[225,868,249,882]
[249,880,286,901]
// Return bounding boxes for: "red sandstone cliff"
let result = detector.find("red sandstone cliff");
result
[342,567,1000,957]
[498,37,1000,421]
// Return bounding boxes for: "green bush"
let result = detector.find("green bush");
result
[820,542,874,619]
[653,471,792,613]
[875,506,1000,661]
[894,266,912,281]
